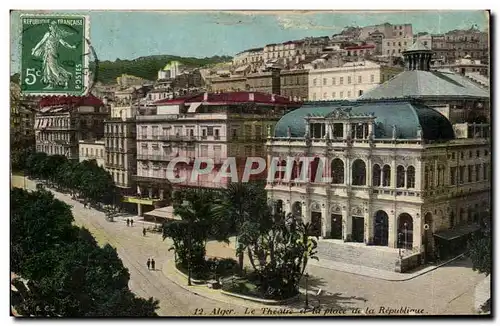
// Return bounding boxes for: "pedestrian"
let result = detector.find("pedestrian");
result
[130,219,134,227]
[126,218,130,227]
[142,227,146,237]
[151,258,156,271]
[147,258,151,270]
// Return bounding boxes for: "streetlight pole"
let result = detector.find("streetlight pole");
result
[187,223,192,286]
[404,222,408,251]
[304,273,309,310]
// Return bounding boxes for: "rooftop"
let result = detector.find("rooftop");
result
[38,94,104,108]
[154,91,303,106]
[359,70,489,100]
[274,99,455,141]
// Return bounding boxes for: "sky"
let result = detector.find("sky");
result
[10,10,489,73]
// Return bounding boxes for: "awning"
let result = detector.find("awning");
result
[144,206,181,220]
[187,102,202,113]
[434,224,480,241]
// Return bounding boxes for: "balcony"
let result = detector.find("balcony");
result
[133,175,170,184]
[42,125,76,130]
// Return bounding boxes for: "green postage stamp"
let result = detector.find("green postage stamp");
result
[20,14,90,96]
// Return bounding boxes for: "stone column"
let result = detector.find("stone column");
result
[404,168,408,188]
[302,199,310,224]
[388,210,397,248]
[159,189,164,200]
[137,203,143,217]
[391,156,397,189]
[413,214,422,252]
[344,202,352,242]
[321,204,329,238]
[364,206,372,244]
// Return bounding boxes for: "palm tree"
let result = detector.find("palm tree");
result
[214,182,267,273]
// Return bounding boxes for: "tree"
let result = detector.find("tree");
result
[239,209,319,299]
[466,218,491,276]
[215,182,267,273]
[11,188,77,275]
[11,188,159,316]
[163,188,231,272]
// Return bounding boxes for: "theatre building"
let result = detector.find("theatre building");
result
[266,99,490,264]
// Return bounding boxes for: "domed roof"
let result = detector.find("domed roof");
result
[274,100,455,141]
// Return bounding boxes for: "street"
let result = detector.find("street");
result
[11,175,486,316]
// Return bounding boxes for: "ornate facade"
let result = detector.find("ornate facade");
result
[266,101,490,260]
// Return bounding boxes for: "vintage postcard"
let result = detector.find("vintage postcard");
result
[10,10,491,318]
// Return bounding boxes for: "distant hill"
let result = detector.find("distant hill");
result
[91,55,232,84]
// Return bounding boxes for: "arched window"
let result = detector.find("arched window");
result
[352,159,366,186]
[372,164,381,187]
[382,165,391,187]
[290,160,299,181]
[331,158,344,184]
[310,157,321,183]
[396,165,405,188]
[407,166,415,189]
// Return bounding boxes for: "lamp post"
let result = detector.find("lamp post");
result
[398,232,403,258]
[182,200,192,286]
[404,222,408,251]
[304,272,310,310]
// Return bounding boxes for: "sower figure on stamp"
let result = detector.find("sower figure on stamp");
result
[31,21,76,90]
[147,258,151,270]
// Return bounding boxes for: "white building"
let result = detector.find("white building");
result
[157,61,182,80]
[308,60,402,101]
[382,36,414,57]
[79,140,106,167]
[266,100,490,266]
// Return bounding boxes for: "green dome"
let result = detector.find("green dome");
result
[274,100,455,141]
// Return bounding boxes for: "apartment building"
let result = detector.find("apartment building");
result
[130,91,301,216]
[382,36,414,57]
[308,60,403,101]
[431,27,489,64]
[103,105,138,196]
[34,95,107,160]
[79,140,105,167]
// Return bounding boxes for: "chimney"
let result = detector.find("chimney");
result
[270,67,281,96]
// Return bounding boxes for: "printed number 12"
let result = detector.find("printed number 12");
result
[194,308,203,315]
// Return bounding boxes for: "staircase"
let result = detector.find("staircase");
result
[316,241,400,272]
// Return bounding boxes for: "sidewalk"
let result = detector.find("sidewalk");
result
[203,239,465,282]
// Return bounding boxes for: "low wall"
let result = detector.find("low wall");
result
[395,252,422,273]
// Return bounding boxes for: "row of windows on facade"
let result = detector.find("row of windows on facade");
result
[105,124,131,134]
[107,153,128,167]
[36,145,68,156]
[112,171,128,185]
[36,133,71,142]
[35,117,71,128]
[274,159,416,188]
[138,144,263,158]
[313,75,376,87]
[433,42,485,49]
[386,40,411,47]
[273,159,490,188]
[106,138,126,149]
[312,90,364,100]
[447,163,490,186]
[450,149,489,160]
[281,75,307,86]
[139,125,265,139]
[309,123,369,139]
[81,147,104,158]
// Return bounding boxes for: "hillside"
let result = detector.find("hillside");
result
[91,55,232,84]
